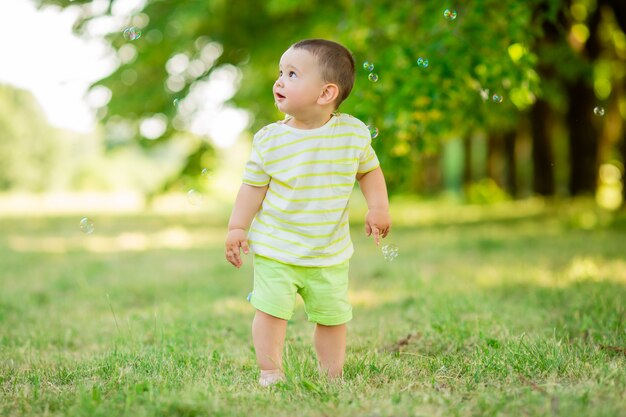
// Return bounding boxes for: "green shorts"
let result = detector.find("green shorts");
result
[249,255,352,326]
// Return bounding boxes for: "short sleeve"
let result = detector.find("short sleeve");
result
[357,141,380,174]
[242,134,270,186]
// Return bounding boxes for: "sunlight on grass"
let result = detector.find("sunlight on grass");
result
[0,192,144,215]
[7,226,224,253]
[349,288,403,307]
[562,257,626,284]
[0,192,233,216]
[475,257,626,289]
[211,298,251,315]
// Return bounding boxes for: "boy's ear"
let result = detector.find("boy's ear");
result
[318,83,339,106]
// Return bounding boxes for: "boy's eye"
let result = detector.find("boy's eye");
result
[289,71,297,78]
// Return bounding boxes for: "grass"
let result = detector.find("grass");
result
[0,198,625,417]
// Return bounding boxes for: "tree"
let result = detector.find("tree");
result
[0,84,60,191]
[530,0,626,199]
[33,0,625,206]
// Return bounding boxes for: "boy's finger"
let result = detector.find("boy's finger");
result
[372,227,380,245]
[365,223,372,236]
[225,251,237,267]
[230,248,241,267]
[241,240,250,254]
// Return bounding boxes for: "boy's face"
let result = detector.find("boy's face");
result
[273,48,327,116]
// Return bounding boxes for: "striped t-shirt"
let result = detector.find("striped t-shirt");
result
[242,113,380,267]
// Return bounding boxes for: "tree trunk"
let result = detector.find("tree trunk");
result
[565,79,599,196]
[487,131,518,197]
[503,131,517,198]
[618,130,626,209]
[530,99,555,196]
[422,153,442,195]
[487,133,503,187]
[606,0,626,208]
[564,0,603,196]
[463,135,472,189]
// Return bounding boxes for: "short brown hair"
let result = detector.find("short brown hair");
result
[291,39,355,109]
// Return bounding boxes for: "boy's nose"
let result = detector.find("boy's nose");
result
[274,78,283,87]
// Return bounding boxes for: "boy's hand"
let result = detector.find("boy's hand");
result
[364,208,391,246]
[225,228,250,268]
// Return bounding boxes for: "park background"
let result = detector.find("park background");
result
[1,0,625,416]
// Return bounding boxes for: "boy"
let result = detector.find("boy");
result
[225,39,391,386]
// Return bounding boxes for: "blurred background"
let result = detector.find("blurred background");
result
[0,0,624,215]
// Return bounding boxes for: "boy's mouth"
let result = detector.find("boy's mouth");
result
[275,92,286,100]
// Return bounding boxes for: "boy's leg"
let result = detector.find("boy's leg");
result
[314,323,346,378]
[252,309,287,371]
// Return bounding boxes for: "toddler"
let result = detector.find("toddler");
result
[225,39,391,386]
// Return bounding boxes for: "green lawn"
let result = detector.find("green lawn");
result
[1,199,625,417]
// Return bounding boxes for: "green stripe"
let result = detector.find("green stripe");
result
[291,183,354,190]
[267,187,350,202]
[357,164,380,175]
[270,178,353,191]
[283,171,355,183]
[264,198,346,214]
[258,130,290,145]
[360,153,376,165]
[262,210,339,226]
[250,227,349,251]
[265,146,364,166]
[255,216,349,238]
[334,122,367,130]
[245,167,266,175]
[253,146,265,164]
[249,239,352,259]
[269,158,357,176]
[263,132,368,154]
[242,178,269,186]
[272,178,292,190]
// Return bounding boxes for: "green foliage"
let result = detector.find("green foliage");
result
[0,84,187,193]
[1,201,625,416]
[466,178,511,204]
[33,0,567,193]
[0,85,61,191]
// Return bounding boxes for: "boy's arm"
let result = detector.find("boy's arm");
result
[357,167,391,245]
[225,183,268,268]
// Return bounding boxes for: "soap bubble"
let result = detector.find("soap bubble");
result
[187,189,204,206]
[123,27,142,41]
[173,98,181,107]
[382,243,399,262]
[363,61,374,72]
[368,73,379,82]
[593,106,605,116]
[367,125,379,139]
[443,9,457,20]
[79,217,95,234]
[416,57,429,68]
[492,94,503,103]
[201,168,211,177]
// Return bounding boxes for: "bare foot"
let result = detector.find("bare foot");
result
[259,369,285,387]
